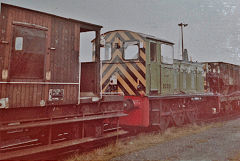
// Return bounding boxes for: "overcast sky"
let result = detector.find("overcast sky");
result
[1,0,240,64]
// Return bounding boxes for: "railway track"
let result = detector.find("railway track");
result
[45,111,240,160]
[198,111,240,124]
[1,129,127,160]
[4,110,240,160]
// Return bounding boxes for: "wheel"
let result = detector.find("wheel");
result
[171,104,185,126]
[186,105,198,123]
[159,104,171,131]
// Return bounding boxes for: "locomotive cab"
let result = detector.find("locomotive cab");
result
[96,30,177,97]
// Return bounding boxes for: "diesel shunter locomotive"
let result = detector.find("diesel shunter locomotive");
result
[98,30,240,130]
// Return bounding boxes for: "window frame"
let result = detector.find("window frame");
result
[123,40,140,61]
[100,42,112,61]
[150,41,157,62]
[15,37,23,51]
[160,43,174,64]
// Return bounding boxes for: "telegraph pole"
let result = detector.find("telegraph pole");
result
[178,22,188,59]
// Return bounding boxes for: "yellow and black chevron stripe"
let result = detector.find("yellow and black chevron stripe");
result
[101,30,146,96]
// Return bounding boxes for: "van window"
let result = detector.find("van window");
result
[15,37,23,50]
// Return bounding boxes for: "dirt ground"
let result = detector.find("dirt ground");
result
[112,118,240,161]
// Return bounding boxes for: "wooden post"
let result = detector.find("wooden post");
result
[95,30,101,96]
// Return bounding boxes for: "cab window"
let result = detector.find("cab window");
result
[150,42,157,62]
[123,41,139,60]
[161,44,173,64]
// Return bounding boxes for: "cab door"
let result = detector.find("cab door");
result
[160,43,174,95]
[10,25,47,80]
[149,41,161,94]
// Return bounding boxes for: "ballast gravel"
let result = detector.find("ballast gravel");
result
[112,118,240,161]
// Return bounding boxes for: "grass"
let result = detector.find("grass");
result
[64,122,223,161]
[226,147,240,160]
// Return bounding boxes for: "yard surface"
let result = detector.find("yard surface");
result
[113,118,240,161]
[65,121,222,161]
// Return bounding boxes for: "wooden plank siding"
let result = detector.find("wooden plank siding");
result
[0,4,101,108]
